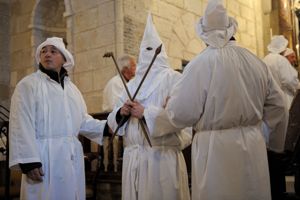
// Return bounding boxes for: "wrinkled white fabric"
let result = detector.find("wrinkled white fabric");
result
[196,0,237,48]
[134,13,169,101]
[263,53,299,109]
[267,35,288,54]
[108,70,191,200]
[202,0,228,30]
[107,12,191,200]
[102,75,124,112]
[9,70,106,200]
[153,41,288,200]
[35,37,74,69]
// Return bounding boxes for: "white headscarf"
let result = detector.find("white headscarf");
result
[35,37,75,69]
[283,48,295,57]
[196,0,238,48]
[267,35,288,54]
[128,12,170,101]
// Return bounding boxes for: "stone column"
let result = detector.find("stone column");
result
[279,0,294,47]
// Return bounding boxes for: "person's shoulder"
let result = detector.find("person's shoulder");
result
[13,71,41,95]
[16,71,40,88]
[183,48,211,72]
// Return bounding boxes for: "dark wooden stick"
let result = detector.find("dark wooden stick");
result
[103,47,163,147]
[104,53,151,146]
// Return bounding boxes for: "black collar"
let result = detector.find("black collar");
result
[39,64,68,88]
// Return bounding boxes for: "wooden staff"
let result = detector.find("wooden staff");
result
[103,44,163,147]
[103,52,152,147]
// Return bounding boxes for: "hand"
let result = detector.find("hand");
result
[120,100,132,116]
[27,167,44,182]
[130,101,144,119]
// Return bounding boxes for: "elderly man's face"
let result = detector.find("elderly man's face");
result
[286,52,297,66]
[40,45,65,72]
[122,59,136,81]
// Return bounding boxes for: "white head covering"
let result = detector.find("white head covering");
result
[136,13,169,76]
[127,12,170,101]
[283,48,295,57]
[267,35,288,54]
[35,37,75,69]
[196,0,238,48]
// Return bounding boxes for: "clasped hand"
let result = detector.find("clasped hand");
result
[27,167,44,182]
[120,100,144,119]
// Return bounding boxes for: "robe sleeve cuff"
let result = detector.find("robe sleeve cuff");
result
[19,162,42,174]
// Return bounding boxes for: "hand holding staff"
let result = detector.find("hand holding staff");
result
[103,44,162,147]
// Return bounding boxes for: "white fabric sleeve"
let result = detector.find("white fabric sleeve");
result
[278,59,299,95]
[78,92,106,145]
[143,105,163,137]
[9,80,41,170]
[107,101,128,136]
[80,114,106,145]
[263,67,289,152]
[152,60,209,136]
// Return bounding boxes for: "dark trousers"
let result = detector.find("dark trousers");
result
[268,150,286,200]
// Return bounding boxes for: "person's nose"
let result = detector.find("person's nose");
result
[44,51,51,58]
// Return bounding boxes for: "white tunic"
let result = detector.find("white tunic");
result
[9,70,106,200]
[102,75,124,112]
[263,53,299,109]
[108,69,191,200]
[154,41,288,200]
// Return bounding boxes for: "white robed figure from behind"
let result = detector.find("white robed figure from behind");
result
[151,0,288,200]
[108,13,191,200]
[263,35,299,110]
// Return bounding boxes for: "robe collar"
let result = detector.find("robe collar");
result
[39,63,68,88]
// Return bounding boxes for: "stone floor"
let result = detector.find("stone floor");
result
[2,176,300,200]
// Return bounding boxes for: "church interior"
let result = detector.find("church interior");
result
[1,0,300,199]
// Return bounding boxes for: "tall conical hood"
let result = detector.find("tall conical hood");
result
[128,12,171,102]
[137,13,169,76]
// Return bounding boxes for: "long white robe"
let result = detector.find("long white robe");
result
[108,69,191,200]
[102,75,124,112]
[154,41,288,200]
[9,70,106,200]
[263,53,299,109]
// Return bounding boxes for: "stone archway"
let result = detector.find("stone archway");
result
[30,0,68,67]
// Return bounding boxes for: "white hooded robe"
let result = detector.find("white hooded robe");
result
[152,1,288,199]
[108,13,191,200]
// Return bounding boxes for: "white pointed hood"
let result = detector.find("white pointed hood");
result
[136,13,169,76]
[196,0,238,48]
[128,13,171,102]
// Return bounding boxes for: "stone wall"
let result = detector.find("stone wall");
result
[1,0,287,114]
[9,0,35,102]
[0,0,10,108]
[71,0,117,113]
[122,0,266,70]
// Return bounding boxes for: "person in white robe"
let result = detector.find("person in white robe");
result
[263,35,299,109]
[107,13,191,200]
[9,37,108,200]
[102,55,136,172]
[102,55,136,112]
[149,0,288,200]
[263,38,299,199]
[284,48,298,67]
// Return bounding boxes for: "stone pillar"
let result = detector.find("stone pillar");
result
[0,0,10,107]
[279,0,294,47]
